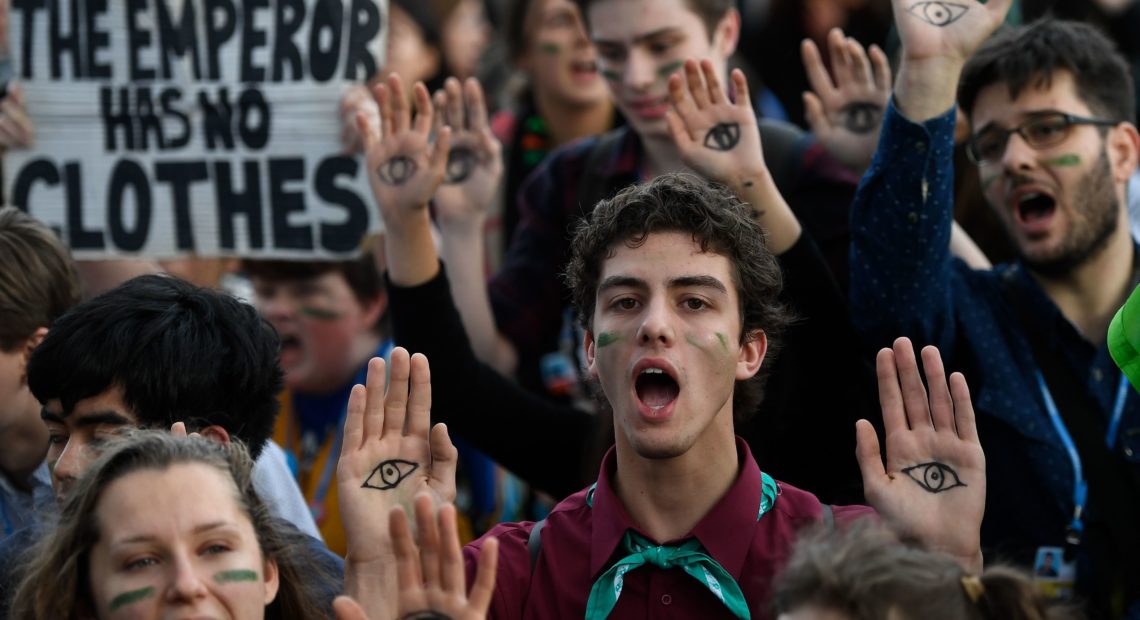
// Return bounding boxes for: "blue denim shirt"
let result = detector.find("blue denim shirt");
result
[849,101,1140,606]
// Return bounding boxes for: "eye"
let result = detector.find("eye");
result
[202,543,232,556]
[48,433,68,446]
[648,41,673,55]
[971,131,1005,161]
[595,45,625,62]
[906,1,969,26]
[124,556,159,571]
[683,298,707,311]
[362,459,419,491]
[900,462,967,493]
[1023,117,1068,144]
[610,297,639,311]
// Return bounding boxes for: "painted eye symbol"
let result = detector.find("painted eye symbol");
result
[445,147,477,184]
[901,461,967,493]
[362,459,419,490]
[907,1,969,27]
[376,156,418,185]
[839,102,883,134]
[703,122,741,151]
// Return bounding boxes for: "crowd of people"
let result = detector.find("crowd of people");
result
[1,0,1140,618]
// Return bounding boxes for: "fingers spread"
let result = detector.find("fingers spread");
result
[801,38,836,102]
[412,82,434,135]
[445,77,465,131]
[390,506,423,592]
[667,73,698,127]
[684,59,710,109]
[466,77,489,133]
[731,69,752,112]
[388,74,410,133]
[342,384,367,457]
[469,536,499,612]
[854,419,886,488]
[869,44,893,92]
[414,494,442,591]
[363,357,389,440]
[802,91,830,137]
[700,59,724,106]
[950,372,980,443]
[437,504,466,595]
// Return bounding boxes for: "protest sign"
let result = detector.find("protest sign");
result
[5,0,386,258]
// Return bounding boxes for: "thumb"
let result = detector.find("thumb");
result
[802,91,831,138]
[332,596,370,620]
[429,423,459,504]
[855,419,886,489]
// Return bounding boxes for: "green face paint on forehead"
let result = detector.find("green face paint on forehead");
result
[1043,154,1081,167]
[656,61,683,81]
[299,306,342,320]
[596,332,622,348]
[109,586,155,612]
[538,42,560,55]
[214,569,259,583]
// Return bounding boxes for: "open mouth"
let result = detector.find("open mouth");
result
[570,59,597,76]
[635,367,680,411]
[1014,192,1057,226]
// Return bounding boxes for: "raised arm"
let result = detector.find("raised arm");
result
[856,337,986,574]
[664,59,802,254]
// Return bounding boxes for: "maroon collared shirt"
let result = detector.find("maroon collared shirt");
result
[464,438,875,619]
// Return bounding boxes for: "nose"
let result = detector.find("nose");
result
[51,439,88,499]
[1000,130,1039,173]
[166,553,208,604]
[257,291,295,324]
[625,50,655,92]
[636,299,675,346]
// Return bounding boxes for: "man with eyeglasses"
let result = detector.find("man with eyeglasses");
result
[849,2,1140,616]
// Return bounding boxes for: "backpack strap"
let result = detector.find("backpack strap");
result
[527,517,547,574]
[819,503,835,530]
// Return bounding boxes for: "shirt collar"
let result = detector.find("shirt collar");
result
[588,437,764,580]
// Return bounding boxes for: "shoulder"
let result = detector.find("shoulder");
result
[771,481,876,529]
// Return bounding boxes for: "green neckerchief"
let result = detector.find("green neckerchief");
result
[583,472,777,620]
[1109,283,1140,393]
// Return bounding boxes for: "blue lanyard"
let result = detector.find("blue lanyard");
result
[1035,371,1129,548]
[308,339,394,520]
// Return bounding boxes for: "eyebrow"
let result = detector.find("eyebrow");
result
[41,407,134,428]
[594,27,683,47]
[115,521,236,546]
[597,274,728,294]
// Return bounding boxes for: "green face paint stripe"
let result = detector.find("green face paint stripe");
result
[299,306,341,320]
[684,334,708,351]
[716,332,729,351]
[538,42,560,55]
[1043,154,1081,167]
[656,61,683,80]
[214,569,259,583]
[600,68,620,81]
[109,587,155,612]
[980,174,999,192]
[596,332,621,348]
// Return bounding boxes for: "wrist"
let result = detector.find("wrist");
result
[725,166,773,197]
[895,57,965,122]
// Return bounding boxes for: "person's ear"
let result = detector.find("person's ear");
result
[262,557,280,605]
[361,289,388,331]
[1106,121,1140,185]
[198,425,231,446]
[584,330,599,380]
[18,326,48,385]
[735,329,766,381]
[713,8,741,59]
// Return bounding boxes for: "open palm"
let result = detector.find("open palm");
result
[857,338,986,570]
[432,77,504,229]
[893,0,1012,63]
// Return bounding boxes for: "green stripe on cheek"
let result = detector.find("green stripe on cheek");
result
[1043,154,1081,167]
[299,306,341,320]
[109,587,155,612]
[596,332,622,348]
[539,42,560,55]
[980,174,999,192]
[716,332,729,352]
[214,569,259,583]
[600,68,620,81]
[656,61,683,80]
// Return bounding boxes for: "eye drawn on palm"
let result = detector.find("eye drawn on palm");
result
[337,348,458,564]
[360,74,451,231]
[856,338,986,566]
[431,77,504,228]
[665,59,766,189]
[892,0,1012,63]
[801,29,891,174]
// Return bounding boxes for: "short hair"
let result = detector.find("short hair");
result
[505,0,537,61]
[565,172,789,418]
[242,248,389,335]
[573,0,732,38]
[772,522,1080,620]
[0,207,80,351]
[26,275,282,459]
[11,432,337,620]
[959,19,1135,124]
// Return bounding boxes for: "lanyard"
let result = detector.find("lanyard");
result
[305,339,394,522]
[1035,371,1129,549]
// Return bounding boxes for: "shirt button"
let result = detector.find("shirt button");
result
[1126,446,1135,457]
[661,594,672,605]
[915,141,927,153]
[1092,368,1104,382]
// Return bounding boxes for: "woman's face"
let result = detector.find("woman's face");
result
[86,463,279,620]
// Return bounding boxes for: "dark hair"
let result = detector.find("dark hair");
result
[11,432,336,620]
[959,18,1135,123]
[772,522,1083,620]
[26,274,282,459]
[0,207,80,351]
[574,0,732,37]
[505,0,535,61]
[242,248,389,336]
[565,172,789,418]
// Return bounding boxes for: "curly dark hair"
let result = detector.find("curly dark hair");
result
[564,172,790,418]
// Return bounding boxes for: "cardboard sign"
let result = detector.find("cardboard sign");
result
[5,0,386,258]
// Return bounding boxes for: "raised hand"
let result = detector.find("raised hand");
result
[341,83,381,154]
[802,29,891,174]
[664,59,766,193]
[358,74,451,233]
[856,337,986,573]
[389,495,499,620]
[431,76,504,231]
[0,83,35,151]
[338,348,459,568]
